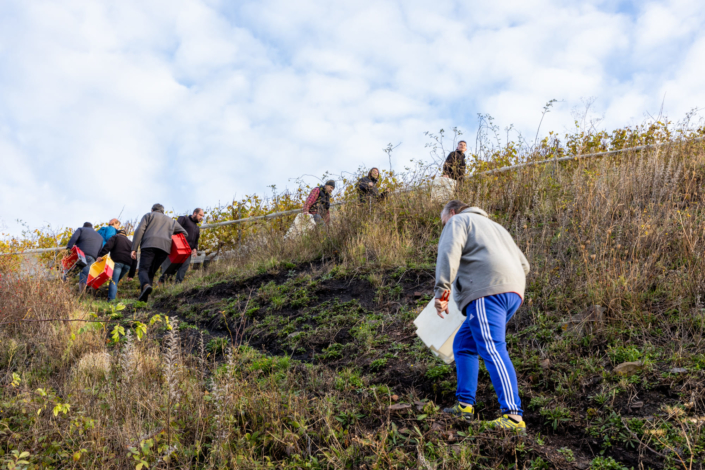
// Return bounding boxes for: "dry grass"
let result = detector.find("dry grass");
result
[4,137,705,468]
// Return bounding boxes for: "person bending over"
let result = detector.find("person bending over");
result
[435,200,530,432]
[356,168,388,204]
[303,180,335,225]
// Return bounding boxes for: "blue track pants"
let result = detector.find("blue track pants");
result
[453,293,523,415]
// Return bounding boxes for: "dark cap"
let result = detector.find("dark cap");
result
[83,222,93,228]
[325,180,336,189]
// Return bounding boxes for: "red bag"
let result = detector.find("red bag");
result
[169,233,191,263]
[62,246,87,276]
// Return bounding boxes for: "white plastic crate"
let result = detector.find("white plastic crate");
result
[413,293,465,364]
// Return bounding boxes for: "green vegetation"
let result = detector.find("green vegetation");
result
[3,123,705,468]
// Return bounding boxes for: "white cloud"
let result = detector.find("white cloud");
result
[0,0,704,235]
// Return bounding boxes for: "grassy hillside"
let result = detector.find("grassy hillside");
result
[3,136,705,469]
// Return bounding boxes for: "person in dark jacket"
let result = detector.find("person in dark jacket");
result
[96,219,121,247]
[131,204,187,302]
[443,141,467,182]
[159,208,203,284]
[66,222,104,292]
[357,168,388,204]
[97,229,136,301]
[302,180,335,225]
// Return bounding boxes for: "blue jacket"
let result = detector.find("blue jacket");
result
[96,226,117,246]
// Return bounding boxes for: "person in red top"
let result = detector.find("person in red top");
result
[303,180,335,225]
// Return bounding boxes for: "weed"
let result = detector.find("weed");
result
[425,364,452,380]
[207,337,229,355]
[589,456,629,470]
[557,447,575,462]
[540,406,572,430]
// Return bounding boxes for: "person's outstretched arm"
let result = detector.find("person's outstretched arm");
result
[98,236,115,258]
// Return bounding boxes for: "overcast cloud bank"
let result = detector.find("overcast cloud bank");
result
[1,0,704,234]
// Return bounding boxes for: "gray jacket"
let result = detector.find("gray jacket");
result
[132,209,187,254]
[435,207,530,312]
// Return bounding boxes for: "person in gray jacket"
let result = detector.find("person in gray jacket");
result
[434,200,530,433]
[130,204,187,302]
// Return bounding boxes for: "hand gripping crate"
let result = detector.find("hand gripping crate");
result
[61,246,87,276]
[413,292,465,364]
[87,255,115,289]
[169,233,191,263]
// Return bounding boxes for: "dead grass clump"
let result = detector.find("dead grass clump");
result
[73,351,111,387]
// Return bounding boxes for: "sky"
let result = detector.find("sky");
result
[1,0,704,235]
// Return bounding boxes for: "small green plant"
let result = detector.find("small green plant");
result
[529,395,551,410]
[3,450,31,470]
[589,456,628,470]
[369,358,387,372]
[335,368,364,390]
[607,345,641,364]
[557,447,575,462]
[321,343,344,361]
[540,405,571,430]
[591,390,610,406]
[530,457,550,470]
[207,337,229,355]
[425,364,452,380]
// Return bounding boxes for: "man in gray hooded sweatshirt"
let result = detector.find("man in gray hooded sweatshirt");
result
[131,203,187,301]
[435,200,530,432]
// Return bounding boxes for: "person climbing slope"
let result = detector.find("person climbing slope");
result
[442,141,467,182]
[356,168,388,204]
[66,222,104,293]
[302,180,335,225]
[159,208,203,284]
[96,219,121,246]
[131,204,187,302]
[434,200,530,432]
[97,229,136,301]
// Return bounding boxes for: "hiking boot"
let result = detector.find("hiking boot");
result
[486,415,526,433]
[443,402,474,421]
[138,284,153,302]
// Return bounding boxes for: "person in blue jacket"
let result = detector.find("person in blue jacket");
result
[96,219,121,246]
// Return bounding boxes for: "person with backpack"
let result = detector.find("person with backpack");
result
[159,208,203,284]
[131,204,187,302]
[434,200,530,433]
[66,222,104,292]
[97,229,136,301]
[96,219,121,246]
[302,180,335,225]
[356,168,388,204]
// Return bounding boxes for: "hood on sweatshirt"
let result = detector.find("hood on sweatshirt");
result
[462,207,489,218]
